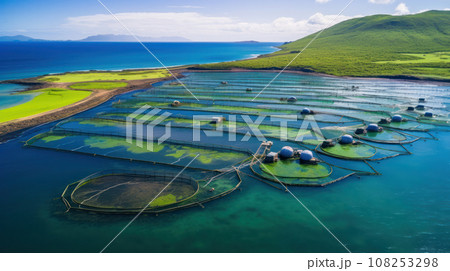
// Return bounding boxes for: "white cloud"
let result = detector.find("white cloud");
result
[64,12,356,42]
[315,0,331,3]
[369,0,395,4]
[395,3,410,15]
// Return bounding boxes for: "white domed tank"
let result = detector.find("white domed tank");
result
[416,105,425,110]
[301,108,311,115]
[300,150,313,161]
[392,115,402,122]
[340,134,354,144]
[367,123,379,132]
[279,146,294,159]
[287,96,297,102]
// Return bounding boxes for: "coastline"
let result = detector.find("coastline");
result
[0,72,180,138]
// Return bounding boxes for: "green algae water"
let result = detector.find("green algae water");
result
[0,72,449,252]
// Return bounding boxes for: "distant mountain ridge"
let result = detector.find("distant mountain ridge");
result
[0,35,46,42]
[0,34,190,42]
[79,34,191,42]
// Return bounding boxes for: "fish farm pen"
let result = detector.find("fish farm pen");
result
[23,71,450,214]
[61,169,243,214]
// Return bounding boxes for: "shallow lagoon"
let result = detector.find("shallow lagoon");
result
[0,72,449,252]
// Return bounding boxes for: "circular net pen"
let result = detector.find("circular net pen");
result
[315,136,411,161]
[379,120,434,132]
[352,128,420,144]
[312,123,433,146]
[62,169,243,214]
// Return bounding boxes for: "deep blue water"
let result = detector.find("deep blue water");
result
[0,42,280,81]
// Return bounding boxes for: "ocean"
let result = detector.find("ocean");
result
[0,41,280,81]
[0,42,449,253]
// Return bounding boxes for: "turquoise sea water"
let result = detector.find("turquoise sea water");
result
[0,84,36,110]
[0,71,448,252]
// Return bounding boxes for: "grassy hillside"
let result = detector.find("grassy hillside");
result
[199,10,450,80]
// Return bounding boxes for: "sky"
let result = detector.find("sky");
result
[0,0,448,41]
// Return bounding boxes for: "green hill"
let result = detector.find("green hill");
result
[199,10,450,80]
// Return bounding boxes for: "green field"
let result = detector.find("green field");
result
[0,88,90,123]
[69,81,128,90]
[199,11,450,80]
[39,69,170,83]
[261,160,331,178]
[376,52,450,64]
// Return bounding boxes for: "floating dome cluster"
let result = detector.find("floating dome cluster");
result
[340,134,354,144]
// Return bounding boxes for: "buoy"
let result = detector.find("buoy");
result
[424,112,433,117]
[279,146,294,159]
[392,115,402,122]
[416,105,425,110]
[301,108,311,115]
[299,150,313,161]
[367,123,380,132]
[246,88,252,92]
[287,96,297,103]
[419,98,426,103]
[407,106,415,111]
[340,134,354,144]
